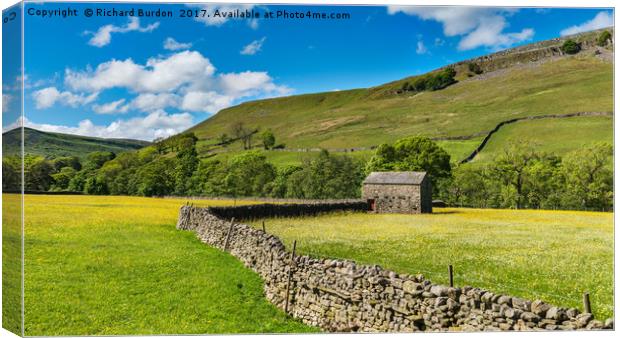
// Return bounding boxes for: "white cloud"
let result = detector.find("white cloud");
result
[92,98,129,115]
[181,91,234,113]
[86,17,159,47]
[387,7,534,50]
[458,17,534,51]
[65,51,216,93]
[32,87,98,109]
[248,18,259,30]
[434,37,445,46]
[416,40,428,54]
[2,94,12,113]
[219,71,292,98]
[241,37,266,55]
[129,93,181,112]
[62,50,291,114]
[18,111,194,141]
[192,4,255,27]
[163,37,192,51]
[560,11,613,36]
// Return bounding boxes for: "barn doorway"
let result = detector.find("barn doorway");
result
[368,199,376,211]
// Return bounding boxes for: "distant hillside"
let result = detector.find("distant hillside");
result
[2,127,150,159]
[188,28,613,164]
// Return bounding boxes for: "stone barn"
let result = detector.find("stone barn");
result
[362,171,432,214]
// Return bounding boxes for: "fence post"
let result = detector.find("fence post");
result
[448,265,454,287]
[284,240,297,313]
[262,220,266,232]
[583,292,592,315]
[223,217,235,251]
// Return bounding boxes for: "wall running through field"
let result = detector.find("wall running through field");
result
[176,203,613,332]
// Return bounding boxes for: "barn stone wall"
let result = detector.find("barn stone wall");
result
[362,181,432,214]
[177,204,613,332]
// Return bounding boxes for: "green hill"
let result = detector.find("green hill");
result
[2,127,150,159]
[188,28,613,165]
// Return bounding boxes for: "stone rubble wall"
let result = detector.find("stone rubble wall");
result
[176,204,613,332]
[206,201,369,221]
[447,27,613,74]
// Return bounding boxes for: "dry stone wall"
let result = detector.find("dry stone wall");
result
[177,204,613,332]
[207,201,369,221]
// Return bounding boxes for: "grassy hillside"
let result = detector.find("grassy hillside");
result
[2,127,150,159]
[189,37,612,165]
[250,208,613,319]
[472,115,613,164]
[18,194,315,335]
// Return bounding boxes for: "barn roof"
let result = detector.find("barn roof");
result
[363,171,427,185]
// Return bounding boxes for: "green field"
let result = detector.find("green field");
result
[191,55,612,152]
[250,208,614,319]
[472,115,614,163]
[2,194,22,335]
[4,195,614,334]
[14,195,315,335]
[2,127,149,159]
[186,54,612,169]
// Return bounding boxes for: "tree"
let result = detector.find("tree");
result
[521,155,563,209]
[491,142,544,209]
[284,150,364,199]
[597,30,612,47]
[153,137,166,154]
[467,62,483,75]
[188,160,228,196]
[231,122,254,150]
[52,156,81,171]
[136,158,176,197]
[561,39,581,55]
[224,151,276,197]
[24,156,55,191]
[68,170,88,192]
[560,143,612,211]
[108,168,139,196]
[366,136,451,189]
[218,133,231,146]
[173,141,199,195]
[264,165,302,198]
[84,174,109,195]
[2,157,20,191]
[441,164,496,208]
[261,129,276,149]
[401,81,410,92]
[84,151,115,170]
[51,167,78,191]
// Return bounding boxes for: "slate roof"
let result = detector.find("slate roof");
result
[363,171,427,185]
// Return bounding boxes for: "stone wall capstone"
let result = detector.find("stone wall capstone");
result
[176,204,613,332]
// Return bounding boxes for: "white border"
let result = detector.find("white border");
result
[0,1,617,338]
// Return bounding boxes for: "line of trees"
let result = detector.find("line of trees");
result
[400,67,457,93]
[2,134,613,211]
[437,142,613,211]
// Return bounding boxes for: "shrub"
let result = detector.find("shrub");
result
[407,67,457,93]
[467,62,483,75]
[400,81,410,92]
[560,39,581,54]
[597,30,612,47]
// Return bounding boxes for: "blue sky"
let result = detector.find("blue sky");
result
[3,2,614,140]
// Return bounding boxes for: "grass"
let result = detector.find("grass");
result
[2,193,22,335]
[191,55,612,151]
[3,127,149,159]
[250,208,614,319]
[472,115,613,163]
[17,194,316,336]
[186,55,611,169]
